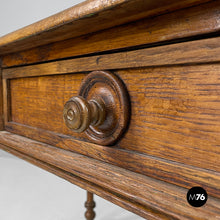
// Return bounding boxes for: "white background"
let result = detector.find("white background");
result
[0,0,84,37]
[0,0,144,219]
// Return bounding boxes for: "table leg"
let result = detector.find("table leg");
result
[85,191,96,220]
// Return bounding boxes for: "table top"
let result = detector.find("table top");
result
[0,0,210,55]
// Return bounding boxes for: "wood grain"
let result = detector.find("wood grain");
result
[9,74,86,138]
[0,68,3,130]
[119,65,220,171]
[76,70,130,145]
[3,63,220,197]
[0,131,220,220]
[1,0,220,219]
[0,144,160,220]
[4,121,220,200]
[7,65,220,172]
[3,79,10,124]
[2,0,220,67]
[3,36,220,80]
[0,0,211,55]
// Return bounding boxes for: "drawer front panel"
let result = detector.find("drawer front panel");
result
[2,1,220,219]
[3,36,220,198]
[10,73,86,138]
[8,65,220,172]
[119,65,220,171]
[4,64,220,196]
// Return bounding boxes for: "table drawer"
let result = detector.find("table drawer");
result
[1,35,220,219]
[1,1,220,219]
[6,65,220,173]
[2,42,220,202]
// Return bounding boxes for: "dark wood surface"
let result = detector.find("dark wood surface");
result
[0,131,220,220]
[0,0,211,55]
[1,0,220,67]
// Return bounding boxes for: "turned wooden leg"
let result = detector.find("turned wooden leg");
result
[85,191,96,220]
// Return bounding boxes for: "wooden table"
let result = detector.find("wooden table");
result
[0,0,220,219]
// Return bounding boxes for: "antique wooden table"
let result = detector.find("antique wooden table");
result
[0,0,220,219]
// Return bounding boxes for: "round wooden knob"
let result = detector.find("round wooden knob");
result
[63,71,130,145]
[63,96,106,133]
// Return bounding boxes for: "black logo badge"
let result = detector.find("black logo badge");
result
[187,186,208,207]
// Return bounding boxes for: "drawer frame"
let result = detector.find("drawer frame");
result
[1,35,220,219]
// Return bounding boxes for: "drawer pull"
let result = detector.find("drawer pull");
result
[63,71,130,145]
[63,96,106,133]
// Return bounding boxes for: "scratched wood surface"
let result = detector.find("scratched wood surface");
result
[1,0,220,67]
[0,131,220,220]
[0,0,211,55]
